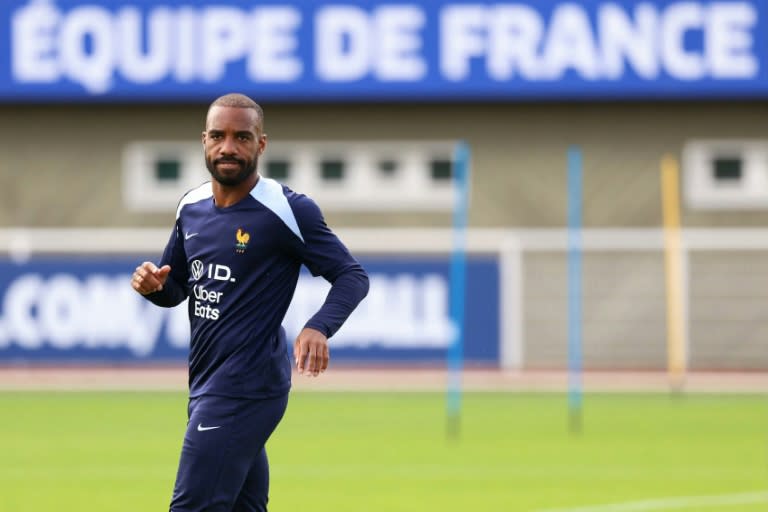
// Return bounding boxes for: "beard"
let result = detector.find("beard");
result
[205,155,258,187]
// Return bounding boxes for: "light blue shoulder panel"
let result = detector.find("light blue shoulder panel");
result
[176,182,213,220]
[251,177,305,243]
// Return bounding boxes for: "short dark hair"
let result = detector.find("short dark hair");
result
[206,93,264,131]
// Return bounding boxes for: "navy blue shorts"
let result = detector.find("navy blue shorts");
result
[169,393,289,512]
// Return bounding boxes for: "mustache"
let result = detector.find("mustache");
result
[214,156,245,166]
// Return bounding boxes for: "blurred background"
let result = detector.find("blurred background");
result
[1,1,767,511]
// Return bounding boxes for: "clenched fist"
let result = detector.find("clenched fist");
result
[131,262,171,295]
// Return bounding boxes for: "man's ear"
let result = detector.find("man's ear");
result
[258,134,268,155]
[201,131,206,145]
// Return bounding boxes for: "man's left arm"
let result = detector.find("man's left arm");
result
[289,196,369,375]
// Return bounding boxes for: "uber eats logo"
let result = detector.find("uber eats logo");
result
[190,260,235,321]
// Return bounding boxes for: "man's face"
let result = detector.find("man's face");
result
[202,106,266,187]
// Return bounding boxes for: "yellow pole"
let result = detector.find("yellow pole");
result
[660,155,686,390]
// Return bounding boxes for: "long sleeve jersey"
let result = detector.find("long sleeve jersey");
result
[144,177,369,398]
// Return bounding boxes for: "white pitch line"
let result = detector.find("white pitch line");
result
[534,491,768,512]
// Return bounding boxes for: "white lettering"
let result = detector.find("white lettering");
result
[3,274,43,349]
[315,6,370,81]
[0,272,185,356]
[599,3,659,79]
[117,7,172,84]
[173,8,198,82]
[200,7,246,82]
[206,264,232,282]
[662,2,706,80]
[39,275,83,349]
[126,301,166,356]
[192,284,223,321]
[247,7,302,82]
[104,277,165,356]
[8,1,762,92]
[81,275,131,347]
[375,6,426,81]
[60,6,114,93]
[167,306,191,348]
[440,5,486,81]
[11,0,61,83]
[541,4,600,80]
[315,5,426,82]
[193,284,223,304]
[0,319,7,349]
[707,3,757,79]
[487,5,543,81]
[194,301,220,320]
[284,273,453,348]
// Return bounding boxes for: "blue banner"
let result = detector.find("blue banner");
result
[1,0,766,101]
[0,256,499,364]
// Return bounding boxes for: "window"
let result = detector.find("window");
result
[683,140,768,210]
[122,142,207,212]
[377,159,398,178]
[320,160,345,181]
[712,157,742,181]
[268,141,458,211]
[155,159,181,182]
[123,140,462,212]
[430,159,453,181]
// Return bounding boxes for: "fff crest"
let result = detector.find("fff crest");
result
[235,228,250,253]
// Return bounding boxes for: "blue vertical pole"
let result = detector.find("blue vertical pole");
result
[567,146,583,434]
[447,141,470,439]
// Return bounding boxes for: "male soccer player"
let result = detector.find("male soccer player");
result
[130,93,369,512]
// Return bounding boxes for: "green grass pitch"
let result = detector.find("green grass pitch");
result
[0,391,766,511]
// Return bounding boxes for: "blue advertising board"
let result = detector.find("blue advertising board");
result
[0,255,499,364]
[1,0,766,101]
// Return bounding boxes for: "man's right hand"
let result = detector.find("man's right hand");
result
[131,262,171,295]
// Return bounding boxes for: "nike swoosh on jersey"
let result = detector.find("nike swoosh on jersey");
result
[197,423,221,432]
[185,232,199,240]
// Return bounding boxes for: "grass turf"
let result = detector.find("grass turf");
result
[0,391,765,511]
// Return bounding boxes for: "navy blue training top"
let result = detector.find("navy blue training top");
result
[144,177,369,399]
